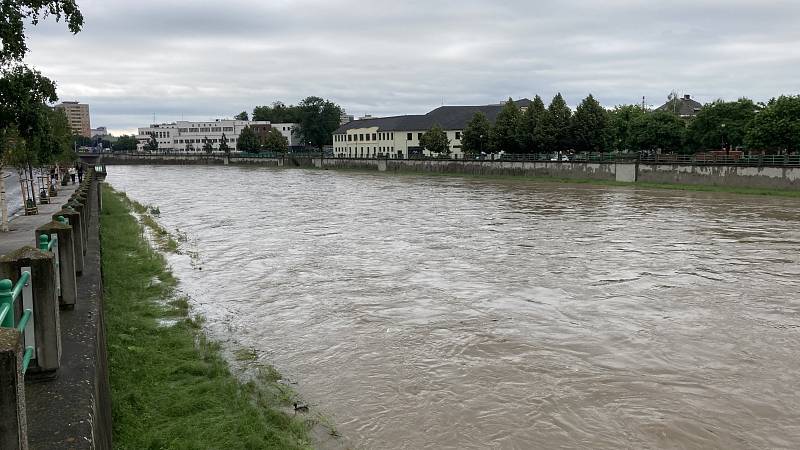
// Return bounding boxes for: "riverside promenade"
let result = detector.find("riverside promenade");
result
[0,173,111,449]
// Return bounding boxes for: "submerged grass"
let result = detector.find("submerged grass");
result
[101,186,312,450]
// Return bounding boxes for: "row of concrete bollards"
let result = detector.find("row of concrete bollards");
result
[0,167,104,449]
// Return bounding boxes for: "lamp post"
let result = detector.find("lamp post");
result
[479,134,484,160]
[721,123,728,155]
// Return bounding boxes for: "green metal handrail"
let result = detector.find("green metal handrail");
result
[0,276,35,373]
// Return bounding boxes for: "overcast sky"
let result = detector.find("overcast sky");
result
[22,0,800,135]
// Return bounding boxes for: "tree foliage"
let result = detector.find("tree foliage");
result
[518,95,550,153]
[461,112,491,156]
[571,94,609,152]
[251,101,303,123]
[202,137,213,154]
[112,135,137,152]
[420,124,450,156]
[1,0,84,65]
[745,96,800,153]
[630,111,686,152]
[146,135,158,152]
[294,96,342,149]
[234,111,248,121]
[218,133,230,154]
[236,125,259,152]
[687,99,757,150]
[490,98,521,154]
[262,129,288,153]
[547,93,573,152]
[608,105,648,152]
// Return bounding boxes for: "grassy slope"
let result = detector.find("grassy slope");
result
[101,186,311,450]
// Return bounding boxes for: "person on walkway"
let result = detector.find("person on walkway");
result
[77,164,84,183]
[69,166,76,184]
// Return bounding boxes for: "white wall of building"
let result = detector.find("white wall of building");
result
[332,127,464,159]
[136,119,299,152]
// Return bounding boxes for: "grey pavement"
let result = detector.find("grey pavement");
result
[0,182,79,256]
[2,171,22,217]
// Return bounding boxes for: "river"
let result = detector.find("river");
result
[106,165,800,449]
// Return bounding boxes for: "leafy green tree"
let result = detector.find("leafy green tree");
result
[112,135,137,152]
[518,95,550,153]
[630,111,686,153]
[547,93,573,152]
[461,112,491,156]
[234,111,248,121]
[252,101,303,123]
[490,98,521,154]
[571,94,609,152]
[687,98,757,151]
[1,0,84,65]
[218,133,231,154]
[420,124,450,157]
[608,105,648,152]
[262,129,288,153]
[146,135,158,152]
[745,96,800,153]
[236,125,259,152]
[294,96,343,149]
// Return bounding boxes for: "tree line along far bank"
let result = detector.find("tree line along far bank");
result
[448,94,800,158]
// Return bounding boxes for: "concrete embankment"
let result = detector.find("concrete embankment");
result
[93,153,800,190]
[0,169,111,449]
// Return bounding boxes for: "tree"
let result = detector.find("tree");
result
[218,133,231,154]
[608,105,648,152]
[202,137,213,154]
[687,98,757,152]
[144,135,158,152]
[571,94,610,152]
[112,135,137,152]
[461,112,491,157]
[262,129,288,153]
[252,101,303,123]
[547,93,573,152]
[420,124,450,157]
[745,96,800,153]
[294,96,343,149]
[234,111,249,121]
[236,125,259,152]
[490,98,521,154]
[518,95,550,153]
[630,111,686,153]
[1,0,84,65]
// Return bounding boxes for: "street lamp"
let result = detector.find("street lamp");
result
[721,123,728,155]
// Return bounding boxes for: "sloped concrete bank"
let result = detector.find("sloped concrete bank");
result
[97,154,800,190]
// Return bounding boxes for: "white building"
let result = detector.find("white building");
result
[332,99,531,159]
[91,126,108,137]
[136,119,299,152]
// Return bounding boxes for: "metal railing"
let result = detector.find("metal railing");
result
[0,274,35,374]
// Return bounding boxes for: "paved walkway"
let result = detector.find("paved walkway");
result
[0,182,79,256]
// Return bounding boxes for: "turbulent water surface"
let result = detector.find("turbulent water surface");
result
[107,165,800,449]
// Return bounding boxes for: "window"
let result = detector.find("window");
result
[189,128,198,132]
[359,134,364,141]
[348,135,352,142]
[407,133,412,141]
[455,132,461,140]
[212,127,221,132]
[223,127,234,132]
[200,128,210,132]
[372,133,377,141]
[418,133,423,140]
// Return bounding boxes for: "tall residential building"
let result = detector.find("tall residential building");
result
[55,101,91,137]
[135,119,299,152]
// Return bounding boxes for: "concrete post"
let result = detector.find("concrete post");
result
[68,200,87,253]
[0,328,27,450]
[35,221,77,309]
[53,209,83,275]
[96,181,103,212]
[0,247,61,375]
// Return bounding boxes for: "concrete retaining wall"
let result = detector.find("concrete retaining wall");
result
[98,154,800,190]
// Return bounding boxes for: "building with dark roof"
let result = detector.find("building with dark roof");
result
[655,94,703,118]
[332,99,531,159]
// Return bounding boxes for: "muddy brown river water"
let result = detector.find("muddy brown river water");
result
[107,165,800,449]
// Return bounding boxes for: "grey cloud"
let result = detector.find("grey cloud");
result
[20,0,800,134]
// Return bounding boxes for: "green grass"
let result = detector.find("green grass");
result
[101,186,312,450]
[323,164,800,198]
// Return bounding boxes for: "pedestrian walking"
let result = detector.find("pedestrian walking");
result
[69,167,76,184]
[77,164,84,183]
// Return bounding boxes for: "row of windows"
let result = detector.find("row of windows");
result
[176,138,237,144]
[335,131,462,142]
[177,127,235,133]
[334,146,394,153]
